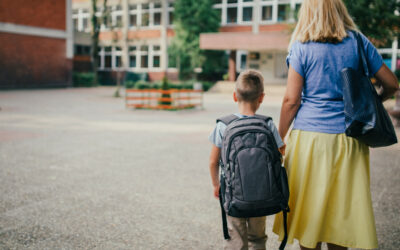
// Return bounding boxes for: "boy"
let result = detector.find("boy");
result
[208,69,285,249]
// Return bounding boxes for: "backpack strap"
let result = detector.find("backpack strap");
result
[279,208,289,250]
[216,114,239,125]
[219,188,230,240]
[254,114,272,123]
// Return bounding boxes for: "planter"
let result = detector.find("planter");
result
[388,90,400,127]
[125,89,203,110]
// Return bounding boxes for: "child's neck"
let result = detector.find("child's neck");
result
[238,103,257,116]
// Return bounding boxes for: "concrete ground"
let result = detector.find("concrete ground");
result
[0,87,398,250]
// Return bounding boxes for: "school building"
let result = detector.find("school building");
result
[0,0,74,89]
[72,0,304,83]
[72,0,398,84]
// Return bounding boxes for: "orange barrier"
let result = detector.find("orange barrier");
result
[125,89,203,110]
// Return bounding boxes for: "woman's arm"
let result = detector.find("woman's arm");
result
[375,63,399,101]
[279,66,304,140]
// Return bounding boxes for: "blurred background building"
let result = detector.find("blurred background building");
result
[72,0,303,83]
[0,0,73,89]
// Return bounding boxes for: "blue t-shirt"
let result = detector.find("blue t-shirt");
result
[288,31,383,134]
[209,113,284,149]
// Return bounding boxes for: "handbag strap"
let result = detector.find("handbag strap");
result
[353,31,370,77]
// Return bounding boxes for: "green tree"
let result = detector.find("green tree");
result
[343,0,400,47]
[170,0,221,79]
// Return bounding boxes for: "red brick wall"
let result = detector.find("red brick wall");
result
[0,33,72,88]
[0,0,66,30]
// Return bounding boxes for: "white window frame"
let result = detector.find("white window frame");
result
[128,46,138,69]
[112,5,124,28]
[167,1,174,27]
[113,46,123,70]
[72,8,90,32]
[213,0,302,26]
[128,4,139,28]
[126,43,164,72]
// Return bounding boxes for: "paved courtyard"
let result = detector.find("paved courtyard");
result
[0,87,399,249]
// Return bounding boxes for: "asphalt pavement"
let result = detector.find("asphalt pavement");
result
[0,87,398,249]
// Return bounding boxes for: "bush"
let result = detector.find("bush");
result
[135,80,150,89]
[125,80,136,89]
[201,81,216,91]
[73,72,96,87]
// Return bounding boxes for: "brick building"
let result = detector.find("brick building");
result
[72,0,303,83]
[0,0,73,89]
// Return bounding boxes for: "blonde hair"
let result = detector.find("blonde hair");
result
[289,0,357,48]
[235,70,264,102]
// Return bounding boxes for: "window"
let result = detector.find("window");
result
[240,54,247,70]
[168,2,174,25]
[295,3,301,21]
[73,18,79,31]
[129,55,137,68]
[129,4,137,10]
[154,12,162,25]
[141,55,148,68]
[278,4,291,22]
[72,8,90,32]
[74,45,91,55]
[130,14,137,27]
[214,0,222,3]
[105,55,112,68]
[169,11,174,25]
[261,5,273,21]
[227,0,238,3]
[142,13,150,27]
[227,7,237,23]
[115,56,122,68]
[242,7,253,22]
[116,15,123,27]
[128,44,162,70]
[153,55,160,68]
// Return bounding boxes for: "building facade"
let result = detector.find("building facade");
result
[72,0,303,83]
[0,0,73,89]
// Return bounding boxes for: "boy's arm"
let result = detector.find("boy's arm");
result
[209,145,221,199]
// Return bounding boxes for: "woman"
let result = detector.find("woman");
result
[272,0,399,249]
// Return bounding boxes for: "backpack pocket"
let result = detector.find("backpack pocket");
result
[234,147,273,202]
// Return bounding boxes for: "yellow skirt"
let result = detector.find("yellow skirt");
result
[273,130,378,249]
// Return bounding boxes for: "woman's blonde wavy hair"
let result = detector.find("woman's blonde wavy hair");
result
[289,0,358,48]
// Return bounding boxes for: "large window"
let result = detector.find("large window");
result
[98,46,123,70]
[128,2,164,28]
[72,8,90,32]
[212,0,299,25]
[112,5,123,28]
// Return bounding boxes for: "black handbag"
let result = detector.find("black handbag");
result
[340,32,397,147]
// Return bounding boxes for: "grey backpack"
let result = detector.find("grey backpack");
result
[217,114,289,250]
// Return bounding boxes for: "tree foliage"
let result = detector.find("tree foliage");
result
[170,0,222,79]
[343,0,400,47]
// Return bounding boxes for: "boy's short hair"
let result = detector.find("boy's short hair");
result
[235,70,264,102]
